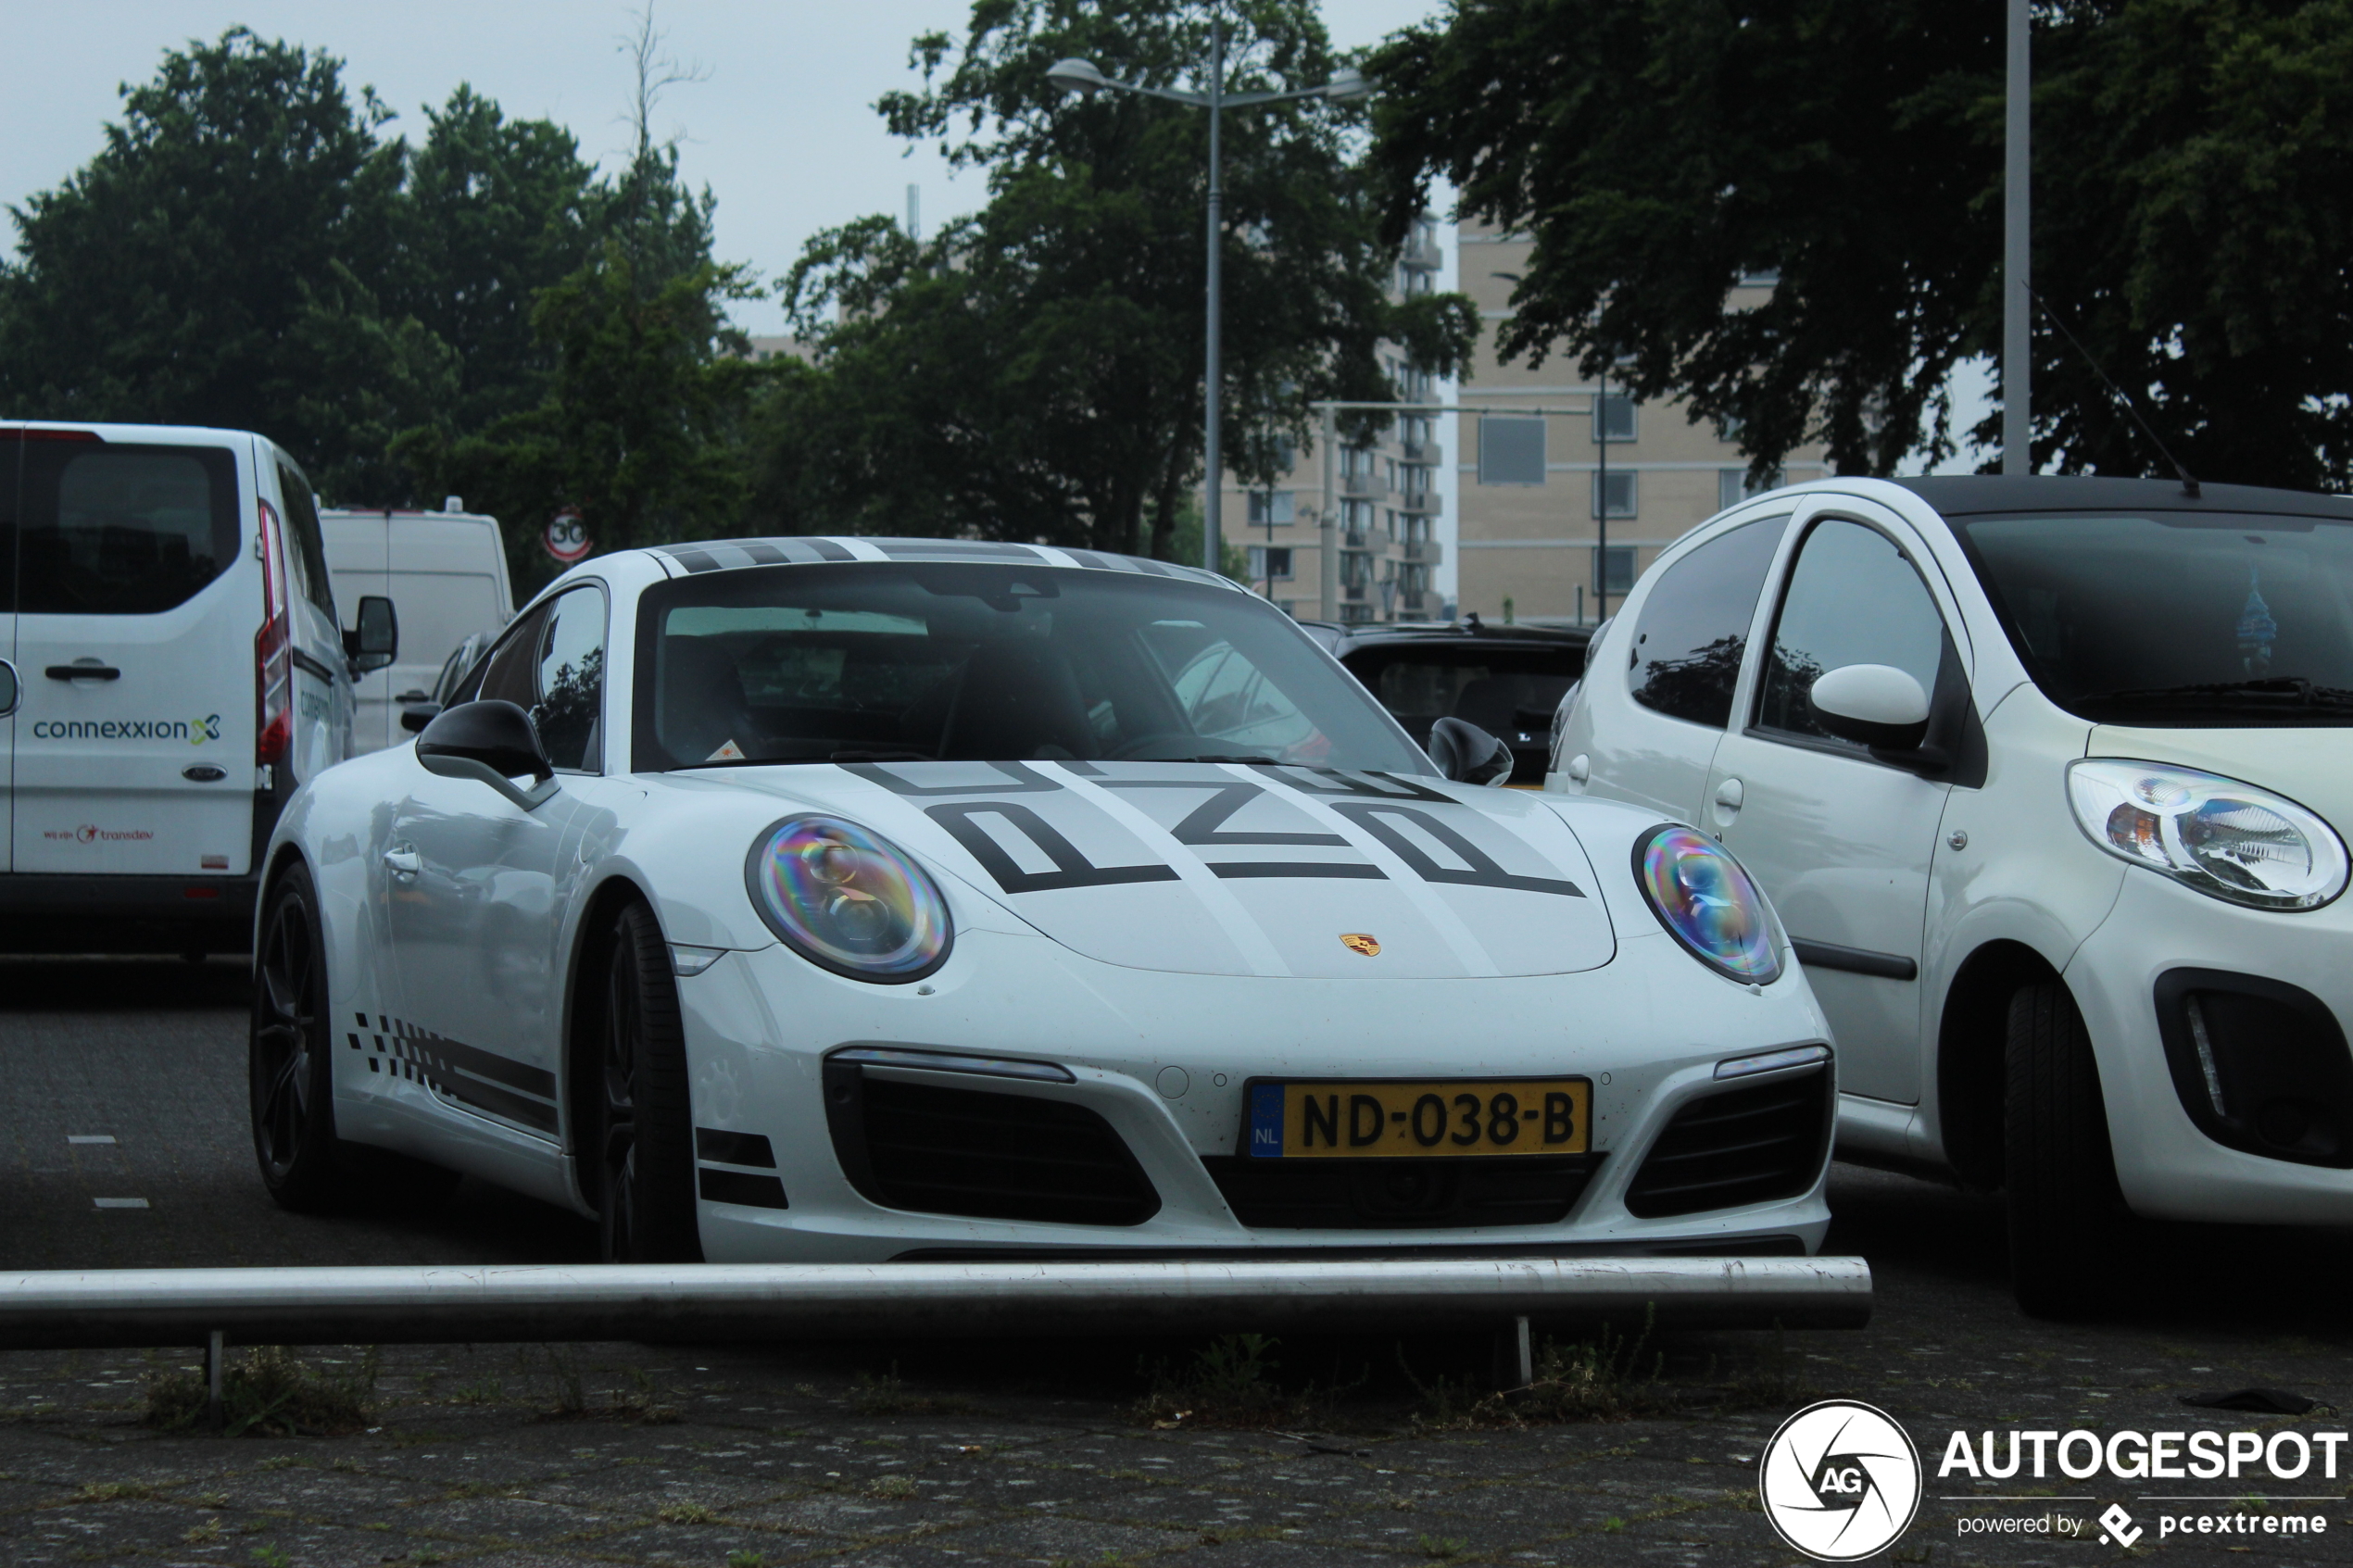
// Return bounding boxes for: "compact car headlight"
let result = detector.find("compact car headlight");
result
[2067,759,2348,911]
[1632,824,1781,984]
[744,815,952,980]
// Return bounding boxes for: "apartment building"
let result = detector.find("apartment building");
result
[1216,217,1448,623]
[1453,220,1830,625]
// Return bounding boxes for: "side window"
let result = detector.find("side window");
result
[275,463,335,616]
[1755,518,1948,747]
[533,587,608,771]
[1627,514,1790,727]
[473,606,547,710]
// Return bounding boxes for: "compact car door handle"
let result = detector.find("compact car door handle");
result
[1713,777,1745,812]
[382,846,422,879]
[46,662,121,681]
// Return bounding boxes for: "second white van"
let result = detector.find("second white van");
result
[321,503,512,753]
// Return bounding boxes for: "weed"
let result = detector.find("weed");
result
[194,1491,229,1509]
[868,1474,918,1499]
[655,1499,718,1524]
[1134,1334,1337,1429]
[1602,1516,1626,1532]
[450,1377,504,1406]
[251,1548,291,1568]
[1408,1310,1669,1430]
[726,1553,766,1568]
[74,1480,157,1501]
[542,1348,585,1414]
[145,1345,378,1437]
[851,1366,974,1417]
[182,1522,222,1545]
[1418,1535,1466,1559]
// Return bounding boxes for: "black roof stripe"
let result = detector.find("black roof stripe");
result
[648,536,1236,587]
[806,537,856,561]
[739,542,788,565]
[670,546,723,573]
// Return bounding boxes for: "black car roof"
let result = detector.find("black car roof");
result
[1891,474,2353,521]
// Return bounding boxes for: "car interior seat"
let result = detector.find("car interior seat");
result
[939,637,1098,760]
[658,635,757,764]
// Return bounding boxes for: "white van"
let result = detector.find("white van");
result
[321,505,512,753]
[0,421,395,955]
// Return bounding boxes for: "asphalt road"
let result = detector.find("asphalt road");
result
[7,956,2353,1565]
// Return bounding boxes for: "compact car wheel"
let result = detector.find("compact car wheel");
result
[250,864,342,1210]
[595,902,702,1263]
[2004,981,2127,1317]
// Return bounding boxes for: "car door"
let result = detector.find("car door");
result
[1579,511,1791,821]
[1705,505,1968,1105]
[380,583,606,1140]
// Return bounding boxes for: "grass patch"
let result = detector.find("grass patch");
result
[655,1500,718,1524]
[144,1346,379,1437]
[1134,1333,1354,1430]
[867,1474,918,1499]
[1410,1313,1668,1429]
[851,1367,974,1418]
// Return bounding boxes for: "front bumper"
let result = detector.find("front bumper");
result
[674,925,1837,1264]
[2071,869,2353,1224]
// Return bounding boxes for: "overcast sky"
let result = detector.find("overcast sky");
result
[0,0,1450,336]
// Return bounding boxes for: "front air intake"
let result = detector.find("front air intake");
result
[1623,1070,1831,1218]
[823,1061,1161,1226]
[2155,969,2353,1168]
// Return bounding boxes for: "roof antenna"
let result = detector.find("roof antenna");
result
[2027,285,2199,498]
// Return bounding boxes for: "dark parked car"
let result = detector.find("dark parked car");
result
[1299,619,1590,784]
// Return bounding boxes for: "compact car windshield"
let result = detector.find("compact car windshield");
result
[1952,509,2353,725]
[631,561,1430,772]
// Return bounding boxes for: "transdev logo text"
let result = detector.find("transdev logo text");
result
[30,714,221,745]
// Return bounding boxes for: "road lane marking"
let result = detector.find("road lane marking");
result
[68,1135,117,1145]
[92,1198,148,1210]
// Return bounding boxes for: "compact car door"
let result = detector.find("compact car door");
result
[381,585,606,1140]
[1704,505,1967,1105]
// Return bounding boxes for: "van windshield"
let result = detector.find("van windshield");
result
[631,562,1429,772]
[14,442,240,615]
[1951,509,2353,725]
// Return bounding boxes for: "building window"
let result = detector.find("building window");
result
[1592,394,1637,444]
[1717,468,1784,510]
[1246,490,1296,524]
[1248,546,1293,581]
[1594,544,1638,596]
[1478,416,1546,485]
[1738,268,1782,286]
[1592,470,1638,520]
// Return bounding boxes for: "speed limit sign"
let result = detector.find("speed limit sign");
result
[544,510,591,564]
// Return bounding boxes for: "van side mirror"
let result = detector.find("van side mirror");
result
[0,659,18,719]
[345,595,398,676]
[1809,663,1931,750]
[1428,715,1515,787]
[416,700,557,809]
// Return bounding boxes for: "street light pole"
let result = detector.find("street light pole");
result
[2002,0,2031,475]
[1048,28,1367,577]
[1202,16,1225,574]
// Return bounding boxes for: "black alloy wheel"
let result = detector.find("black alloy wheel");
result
[2004,980,2130,1318]
[595,902,703,1263]
[250,863,341,1210]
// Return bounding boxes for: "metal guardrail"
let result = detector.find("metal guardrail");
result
[0,1257,1869,1349]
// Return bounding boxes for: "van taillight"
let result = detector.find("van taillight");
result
[256,497,292,767]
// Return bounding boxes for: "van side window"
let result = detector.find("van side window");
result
[14,443,239,615]
[1627,514,1789,727]
[275,463,335,616]
[1755,518,1949,748]
[533,587,607,772]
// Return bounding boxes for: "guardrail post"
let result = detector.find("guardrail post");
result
[1491,1314,1532,1391]
[205,1330,224,1432]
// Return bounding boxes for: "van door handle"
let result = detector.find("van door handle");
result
[47,663,121,681]
[382,846,422,880]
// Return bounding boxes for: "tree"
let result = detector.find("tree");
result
[0,28,448,500]
[751,0,1478,558]
[1366,0,2353,491]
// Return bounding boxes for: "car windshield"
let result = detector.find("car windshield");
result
[1350,646,1582,742]
[631,561,1430,772]
[1951,509,2353,725]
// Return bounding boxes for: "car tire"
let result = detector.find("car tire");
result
[250,863,342,1211]
[2004,981,2127,1317]
[593,901,703,1263]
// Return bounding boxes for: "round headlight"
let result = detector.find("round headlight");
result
[2067,759,2347,910]
[1632,824,1781,984]
[744,815,952,981]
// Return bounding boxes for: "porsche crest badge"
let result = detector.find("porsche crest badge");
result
[1340,933,1381,957]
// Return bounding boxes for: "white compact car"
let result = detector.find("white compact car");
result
[1554,473,2353,1312]
[251,536,1838,1266]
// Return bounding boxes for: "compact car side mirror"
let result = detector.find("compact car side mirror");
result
[416,699,558,809]
[345,595,399,676]
[1428,715,1515,787]
[1808,663,1931,751]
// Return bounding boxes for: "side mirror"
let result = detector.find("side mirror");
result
[345,595,399,676]
[415,700,557,809]
[0,659,18,719]
[1809,663,1931,750]
[1428,715,1515,787]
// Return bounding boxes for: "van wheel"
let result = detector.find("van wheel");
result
[250,864,341,1210]
[2004,982,2127,1317]
[592,902,702,1263]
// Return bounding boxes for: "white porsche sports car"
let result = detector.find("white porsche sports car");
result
[250,537,1837,1264]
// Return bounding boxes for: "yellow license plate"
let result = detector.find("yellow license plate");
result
[1244,1078,1591,1159]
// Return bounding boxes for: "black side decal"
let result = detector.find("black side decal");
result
[357,1015,560,1135]
[927,801,1181,894]
[843,760,1063,796]
[1330,803,1585,898]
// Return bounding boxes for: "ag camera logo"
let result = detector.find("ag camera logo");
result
[1759,1399,1923,1561]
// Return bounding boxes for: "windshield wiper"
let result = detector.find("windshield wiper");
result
[2074,677,2353,715]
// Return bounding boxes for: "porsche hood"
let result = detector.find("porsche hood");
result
[712,760,1616,980]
